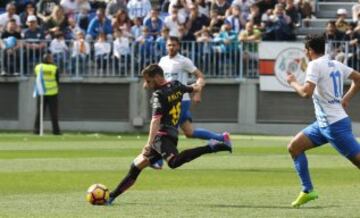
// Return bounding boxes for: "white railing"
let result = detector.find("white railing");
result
[0,40,260,79]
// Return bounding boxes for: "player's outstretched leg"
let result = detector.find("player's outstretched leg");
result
[108,156,149,205]
[167,140,232,169]
[181,120,231,142]
[288,132,318,208]
[192,128,230,142]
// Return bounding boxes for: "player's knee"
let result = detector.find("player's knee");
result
[287,142,298,157]
[167,157,180,169]
[349,153,360,169]
[183,130,193,138]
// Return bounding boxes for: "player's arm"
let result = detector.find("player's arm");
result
[192,69,205,103]
[143,93,162,151]
[144,116,161,149]
[286,72,315,98]
[342,70,360,108]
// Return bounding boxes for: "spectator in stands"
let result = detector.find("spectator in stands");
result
[213,23,238,53]
[143,8,163,39]
[112,10,132,38]
[349,22,360,69]
[127,0,152,21]
[247,4,262,28]
[89,0,107,9]
[37,0,60,21]
[324,20,349,62]
[0,3,21,32]
[285,0,301,28]
[324,20,347,42]
[256,0,276,15]
[86,8,113,41]
[208,9,224,33]
[297,0,313,27]
[0,19,22,76]
[195,26,213,43]
[231,0,255,19]
[13,0,37,14]
[94,32,111,72]
[49,32,68,74]
[168,0,191,19]
[44,5,69,39]
[225,5,246,34]
[65,16,83,39]
[131,17,144,40]
[60,0,91,17]
[210,0,230,18]
[263,3,295,41]
[195,26,213,56]
[106,0,127,17]
[20,3,38,28]
[239,21,261,75]
[352,0,360,23]
[137,26,155,65]
[71,31,90,75]
[76,7,90,31]
[195,0,211,18]
[164,7,186,37]
[23,15,46,74]
[335,9,352,34]
[156,27,170,56]
[113,29,131,74]
[183,4,210,41]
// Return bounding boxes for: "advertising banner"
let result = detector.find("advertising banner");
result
[259,42,308,91]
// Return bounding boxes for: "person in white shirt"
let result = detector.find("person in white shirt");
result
[113,29,131,75]
[71,31,90,75]
[158,37,231,143]
[60,0,91,16]
[286,34,360,208]
[127,0,152,20]
[94,32,112,72]
[0,3,21,32]
[130,17,143,40]
[50,32,69,74]
[163,7,186,37]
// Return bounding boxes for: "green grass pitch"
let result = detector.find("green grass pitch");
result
[0,133,359,218]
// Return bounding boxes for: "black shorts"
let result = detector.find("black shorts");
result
[144,134,179,163]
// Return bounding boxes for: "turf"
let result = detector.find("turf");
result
[0,133,359,218]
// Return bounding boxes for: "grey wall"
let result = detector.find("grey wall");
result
[0,82,18,120]
[1,78,360,136]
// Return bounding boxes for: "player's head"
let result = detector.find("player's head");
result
[166,37,180,57]
[42,52,53,64]
[304,34,325,60]
[142,64,165,89]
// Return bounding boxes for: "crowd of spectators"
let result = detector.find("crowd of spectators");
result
[0,0,316,76]
[322,1,360,70]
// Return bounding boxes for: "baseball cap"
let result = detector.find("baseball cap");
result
[27,15,37,23]
[337,8,347,15]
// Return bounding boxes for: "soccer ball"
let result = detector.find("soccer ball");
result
[86,183,110,205]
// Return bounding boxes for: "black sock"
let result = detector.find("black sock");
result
[110,163,141,199]
[168,145,212,169]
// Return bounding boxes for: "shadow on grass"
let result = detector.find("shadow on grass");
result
[120,202,336,210]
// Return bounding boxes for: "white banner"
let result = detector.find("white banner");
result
[259,42,308,92]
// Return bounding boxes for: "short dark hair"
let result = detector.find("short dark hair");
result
[142,64,164,77]
[305,34,325,55]
[168,36,180,45]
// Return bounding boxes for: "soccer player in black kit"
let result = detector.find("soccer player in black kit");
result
[107,64,232,205]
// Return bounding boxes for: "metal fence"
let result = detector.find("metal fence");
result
[326,40,360,71]
[0,40,259,79]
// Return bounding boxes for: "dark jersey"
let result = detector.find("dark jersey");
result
[151,80,193,137]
